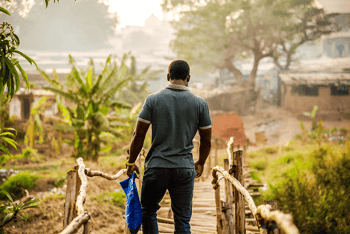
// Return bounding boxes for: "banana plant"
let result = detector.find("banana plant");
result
[303,105,318,130]
[116,54,161,105]
[0,128,17,155]
[24,97,52,149]
[42,55,133,161]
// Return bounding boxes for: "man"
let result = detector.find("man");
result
[126,60,212,234]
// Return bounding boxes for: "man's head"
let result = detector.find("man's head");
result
[167,60,190,81]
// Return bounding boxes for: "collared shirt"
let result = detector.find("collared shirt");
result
[138,84,212,169]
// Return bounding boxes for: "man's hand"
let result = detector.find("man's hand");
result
[126,164,140,178]
[194,161,204,178]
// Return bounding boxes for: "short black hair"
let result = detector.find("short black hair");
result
[168,60,190,80]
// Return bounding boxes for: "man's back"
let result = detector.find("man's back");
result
[138,84,212,169]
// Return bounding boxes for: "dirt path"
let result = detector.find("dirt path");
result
[241,106,350,149]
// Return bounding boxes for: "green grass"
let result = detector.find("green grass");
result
[0,148,44,165]
[246,131,350,234]
[92,190,126,207]
[0,173,40,199]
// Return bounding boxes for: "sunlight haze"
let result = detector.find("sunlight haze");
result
[107,0,164,28]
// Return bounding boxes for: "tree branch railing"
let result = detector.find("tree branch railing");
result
[60,157,127,234]
[211,166,299,234]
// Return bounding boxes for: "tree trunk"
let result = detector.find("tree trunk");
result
[248,56,260,89]
[224,57,244,87]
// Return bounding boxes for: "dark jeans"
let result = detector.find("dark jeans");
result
[141,168,196,234]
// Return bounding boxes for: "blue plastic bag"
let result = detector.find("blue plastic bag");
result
[120,172,142,233]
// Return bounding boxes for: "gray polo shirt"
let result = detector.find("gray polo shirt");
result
[138,84,212,169]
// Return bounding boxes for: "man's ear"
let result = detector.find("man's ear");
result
[167,74,170,81]
[187,75,191,82]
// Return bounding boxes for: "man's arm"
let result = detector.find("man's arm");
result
[194,128,212,178]
[126,120,150,177]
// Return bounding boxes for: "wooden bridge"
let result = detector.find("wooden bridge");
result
[60,138,300,234]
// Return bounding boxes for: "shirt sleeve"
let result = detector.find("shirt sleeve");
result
[199,100,212,130]
[138,96,152,124]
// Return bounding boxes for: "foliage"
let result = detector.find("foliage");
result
[0,22,36,99]
[267,143,350,234]
[24,97,52,149]
[0,128,17,156]
[0,147,40,164]
[0,190,39,232]
[116,53,161,106]
[303,105,318,130]
[164,0,338,89]
[0,96,9,129]
[268,0,338,70]
[43,55,134,161]
[0,173,39,200]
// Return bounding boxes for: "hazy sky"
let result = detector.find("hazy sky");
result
[107,0,164,28]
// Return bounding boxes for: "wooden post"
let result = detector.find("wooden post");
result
[63,169,82,228]
[224,159,235,234]
[215,184,223,234]
[83,220,90,234]
[233,150,245,234]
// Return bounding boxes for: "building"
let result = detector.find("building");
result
[279,57,350,120]
[9,89,57,120]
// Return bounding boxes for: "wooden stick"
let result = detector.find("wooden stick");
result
[212,166,257,219]
[256,205,299,234]
[76,158,88,216]
[60,212,90,234]
[233,150,245,234]
[212,170,223,234]
[85,168,127,180]
[227,137,234,166]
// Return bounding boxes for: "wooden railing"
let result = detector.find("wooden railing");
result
[211,138,300,234]
[60,158,127,234]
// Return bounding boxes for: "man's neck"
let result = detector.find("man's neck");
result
[168,79,188,86]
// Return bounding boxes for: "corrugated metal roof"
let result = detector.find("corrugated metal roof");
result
[280,73,350,85]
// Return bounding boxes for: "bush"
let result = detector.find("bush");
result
[267,143,350,234]
[265,146,278,155]
[0,173,39,199]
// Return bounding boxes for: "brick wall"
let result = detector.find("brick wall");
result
[283,85,350,119]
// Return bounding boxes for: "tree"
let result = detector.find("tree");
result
[1,0,118,51]
[267,0,338,70]
[42,55,134,161]
[164,0,338,88]
[116,53,161,106]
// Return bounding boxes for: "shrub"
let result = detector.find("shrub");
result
[266,143,350,234]
[264,146,278,155]
[249,158,267,171]
[0,173,39,199]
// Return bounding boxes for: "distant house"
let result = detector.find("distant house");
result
[279,71,350,120]
[9,89,57,120]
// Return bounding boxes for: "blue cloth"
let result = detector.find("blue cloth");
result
[141,168,196,234]
[120,173,142,234]
[138,86,212,169]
